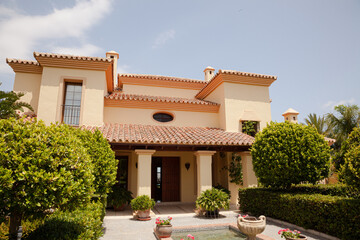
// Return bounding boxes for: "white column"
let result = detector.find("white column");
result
[195,150,216,197]
[240,151,258,187]
[135,149,156,197]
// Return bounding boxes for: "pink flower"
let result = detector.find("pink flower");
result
[187,234,195,240]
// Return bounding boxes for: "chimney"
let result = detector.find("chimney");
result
[106,50,119,88]
[204,66,215,82]
[282,108,299,123]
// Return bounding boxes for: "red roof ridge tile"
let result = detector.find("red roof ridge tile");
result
[119,73,206,84]
[6,58,40,65]
[218,69,277,80]
[105,92,219,106]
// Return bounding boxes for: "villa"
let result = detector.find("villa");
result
[6,51,277,204]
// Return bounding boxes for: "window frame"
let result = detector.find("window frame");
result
[62,81,83,126]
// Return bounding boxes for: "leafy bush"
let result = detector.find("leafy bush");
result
[0,119,94,237]
[107,184,133,208]
[213,184,231,199]
[196,188,229,212]
[130,195,155,211]
[251,121,331,188]
[340,128,360,195]
[76,129,118,196]
[239,188,360,240]
[23,201,103,240]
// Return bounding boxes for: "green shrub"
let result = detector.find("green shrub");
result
[23,201,103,240]
[239,188,360,240]
[130,195,155,211]
[76,129,118,196]
[107,184,133,208]
[340,128,360,195]
[196,188,229,211]
[0,119,94,238]
[251,122,331,188]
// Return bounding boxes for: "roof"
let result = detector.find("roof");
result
[196,69,277,99]
[282,108,299,116]
[33,52,111,62]
[119,73,204,84]
[324,137,336,146]
[85,123,254,146]
[105,92,218,106]
[6,58,42,74]
[104,92,220,112]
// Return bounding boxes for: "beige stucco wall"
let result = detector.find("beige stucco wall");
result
[36,67,106,126]
[13,72,42,113]
[122,84,200,99]
[204,82,272,132]
[104,107,219,128]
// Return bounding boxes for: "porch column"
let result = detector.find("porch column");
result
[135,149,156,197]
[195,150,216,197]
[240,151,258,187]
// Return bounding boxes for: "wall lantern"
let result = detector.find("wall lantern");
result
[185,162,190,171]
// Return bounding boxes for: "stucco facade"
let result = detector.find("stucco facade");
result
[7,51,277,204]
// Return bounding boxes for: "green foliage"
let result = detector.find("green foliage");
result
[130,195,155,211]
[0,83,33,119]
[23,201,103,240]
[239,188,360,240]
[213,184,231,199]
[251,121,331,188]
[75,129,118,196]
[228,153,243,185]
[304,113,332,136]
[195,188,229,211]
[242,121,257,137]
[107,184,133,208]
[340,128,360,195]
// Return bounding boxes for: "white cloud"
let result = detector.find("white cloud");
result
[51,43,102,56]
[323,98,356,110]
[152,29,176,49]
[0,0,112,73]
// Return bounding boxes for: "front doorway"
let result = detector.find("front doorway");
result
[151,157,180,202]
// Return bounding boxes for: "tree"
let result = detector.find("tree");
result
[339,128,360,194]
[0,83,33,119]
[326,104,360,146]
[0,119,94,239]
[304,113,332,136]
[251,121,331,188]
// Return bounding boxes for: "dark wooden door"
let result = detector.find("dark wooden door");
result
[161,157,180,202]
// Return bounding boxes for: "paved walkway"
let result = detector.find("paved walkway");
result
[101,204,336,240]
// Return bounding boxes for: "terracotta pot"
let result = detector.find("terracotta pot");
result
[155,224,173,238]
[137,209,151,219]
[285,235,308,240]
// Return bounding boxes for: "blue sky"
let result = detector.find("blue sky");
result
[0,0,359,123]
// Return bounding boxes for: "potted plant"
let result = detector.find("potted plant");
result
[107,184,133,211]
[195,188,229,218]
[278,229,307,240]
[130,195,156,220]
[154,216,173,238]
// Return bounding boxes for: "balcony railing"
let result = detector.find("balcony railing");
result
[62,105,80,126]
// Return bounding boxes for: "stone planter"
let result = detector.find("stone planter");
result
[237,215,266,240]
[137,209,151,220]
[155,224,173,238]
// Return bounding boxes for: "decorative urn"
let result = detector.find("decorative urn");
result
[237,215,266,240]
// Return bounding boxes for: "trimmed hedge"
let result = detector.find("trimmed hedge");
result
[239,188,360,240]
[23,201,103,240]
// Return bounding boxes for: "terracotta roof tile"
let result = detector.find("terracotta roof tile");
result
[33,52,111,62]
[85,124,254,146]
[218,69,277,80]
[6,58,40,65]
[105,92,219,106]
[119,73,206,84]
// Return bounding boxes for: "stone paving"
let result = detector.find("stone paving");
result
[101,203,335,240]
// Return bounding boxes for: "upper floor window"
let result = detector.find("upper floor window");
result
[153,112,173,123]
[241,120,259,137]
[63,82,82,126]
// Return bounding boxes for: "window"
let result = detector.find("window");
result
[63,82,82,126]
[153,112,174,122]
[116,156,129,189]
[241,120,259,137]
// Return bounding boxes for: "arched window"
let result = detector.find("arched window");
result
[153,112,174,122]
